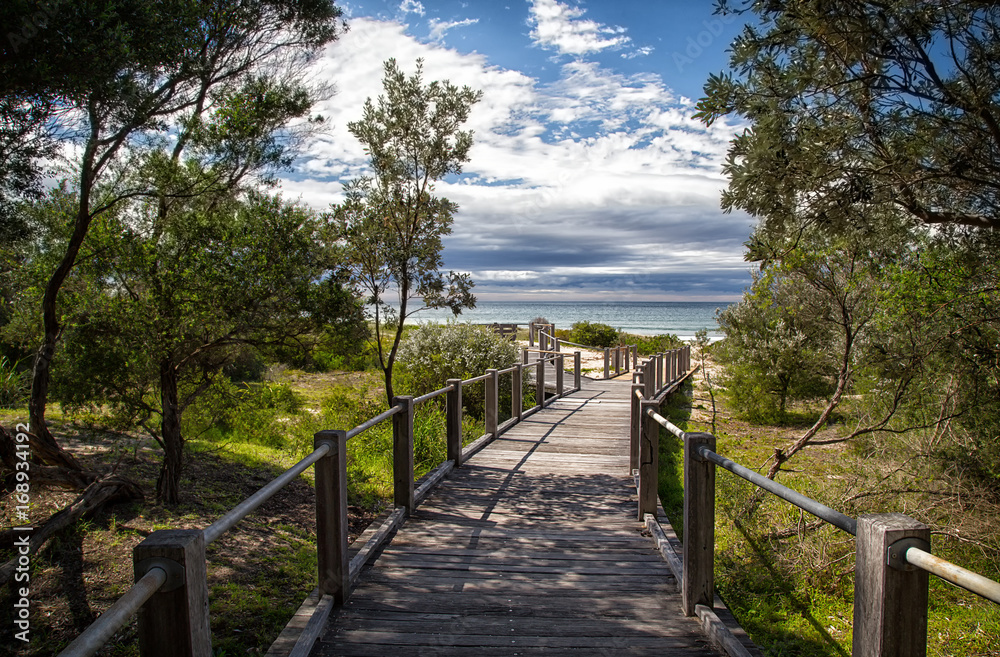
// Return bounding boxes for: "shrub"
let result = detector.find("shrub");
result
[184,377,304,448]
[628,332,684,356]
[570,321,620,348]
[395,322,524,418]
[0,356,28,408]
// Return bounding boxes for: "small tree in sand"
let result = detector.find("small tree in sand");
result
[332,58,481,403]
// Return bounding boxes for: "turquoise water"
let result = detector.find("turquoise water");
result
[411,301,731,340]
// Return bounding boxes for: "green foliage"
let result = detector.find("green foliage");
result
[395,322,523,418]
[0,355,28,408]
[698,1,1000,232]
[628,332,684,356]
[311,325,375,372]
[7,0,346,498]
[38,188,360,503]
[331,58,482,402]
[569,321,620,348]
[715,273,834,423]
[184,377,303,450]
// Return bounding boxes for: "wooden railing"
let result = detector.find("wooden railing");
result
[631,351,1000,657]
[57,352,583,657]
[531,327,638,381]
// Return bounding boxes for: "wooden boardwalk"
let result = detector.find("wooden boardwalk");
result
[311,377,723,656]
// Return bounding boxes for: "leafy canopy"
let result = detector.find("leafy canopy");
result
[697,1,1000,234]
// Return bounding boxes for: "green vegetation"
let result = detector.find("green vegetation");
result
[567,321,682,357]
[2,0,345,491]
[396,322,527,421]
[570,321,619,347]
[659,365,1000,657]
[695,4,1000,642]
[628,332,684,357]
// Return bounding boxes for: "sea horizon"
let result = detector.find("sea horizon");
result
[410,300,732,341]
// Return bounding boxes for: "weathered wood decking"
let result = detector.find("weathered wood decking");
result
[311,377,724,656]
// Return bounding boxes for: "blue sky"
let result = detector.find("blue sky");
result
[281,0,755,301]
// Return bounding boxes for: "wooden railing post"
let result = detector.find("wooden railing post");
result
[521,346,529,364]
[656,353,664,391]
[133,530,211,657]
[512,365,523,423]
[446,379,463,467]
[556,355,564,397]
[643,360,655,398]
[314,430,349,604]
[485,369,499,438]
[574,351,582,390]
[529,321,535,347]
[638,399,660,520]
[632,345,638,371]
[630,383,643,472]
[604,347,610,379]
[853,514,930,657]
[536,359,546,409]
[682,431,716,616]
[392,397,415,513]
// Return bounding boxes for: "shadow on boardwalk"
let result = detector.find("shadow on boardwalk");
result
[311,379,724,656]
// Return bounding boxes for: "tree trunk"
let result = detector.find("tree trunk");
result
[27,119,100,469]
[0,424,95,490]
[156,360,183,505]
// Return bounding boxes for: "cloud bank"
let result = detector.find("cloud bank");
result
[283,15,753,301]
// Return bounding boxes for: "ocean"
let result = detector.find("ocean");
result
[410,300,732,341]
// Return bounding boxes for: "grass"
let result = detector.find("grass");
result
[657,357,1000,657]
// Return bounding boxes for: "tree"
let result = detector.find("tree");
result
[696,1,1000,235]
[719,214,924,478]
[332,58,481,403]
[49,190,357,504]
[6,0,343,479]
[716,269,835,424]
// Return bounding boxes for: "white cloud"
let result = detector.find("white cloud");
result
[398,0,424,16]
[284,17,751,300]
[428,17,480,42]
[622,46,654,59]
[527,0,631,56]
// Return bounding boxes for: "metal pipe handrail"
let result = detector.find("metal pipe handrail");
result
[643,403,1000,606]
[204,442,333,544]
[644,405,857,535]
[497,365,518,375]
[463,372,491,385]
[57,567,168,657]
[553,337,598,350]
[699,445,858,536]
[905,546,1000,604]
[413,386,449,405]
[346,404,402,440]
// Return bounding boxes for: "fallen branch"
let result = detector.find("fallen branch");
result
[0,473,143,586]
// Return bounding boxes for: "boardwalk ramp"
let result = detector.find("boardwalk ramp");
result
[311,378,724,656]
